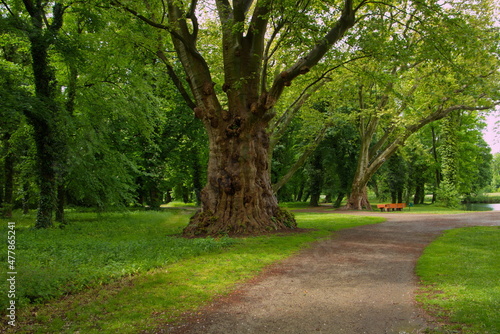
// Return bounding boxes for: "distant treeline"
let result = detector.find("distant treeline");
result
[463,195,500,204]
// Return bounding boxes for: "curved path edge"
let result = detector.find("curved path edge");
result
[156,211,500,334]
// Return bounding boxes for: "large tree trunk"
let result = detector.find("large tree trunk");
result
[183,111,296,236]
[345,176,372,210]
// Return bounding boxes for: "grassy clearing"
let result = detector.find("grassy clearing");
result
[160,201,199,208]
[416,226,500,333]
[1,210,229,310]
[397,204,469,214]
[282,201,473,214]
[1,210,383,333]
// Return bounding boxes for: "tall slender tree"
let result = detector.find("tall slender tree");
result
[340,0,500,210]
[1,1,70,227]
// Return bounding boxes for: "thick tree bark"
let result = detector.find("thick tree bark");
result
[102,0,358,235]
[345,179,371,210]
[183,113,296,236]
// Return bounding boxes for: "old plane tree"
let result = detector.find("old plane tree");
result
[111,0,499,234]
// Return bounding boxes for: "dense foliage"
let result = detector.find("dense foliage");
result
[1,0,499,224]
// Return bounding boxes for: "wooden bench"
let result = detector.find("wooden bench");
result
[376,203,407,212]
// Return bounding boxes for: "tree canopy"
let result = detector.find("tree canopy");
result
[1,0,499,233]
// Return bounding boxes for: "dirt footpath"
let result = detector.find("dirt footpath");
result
[162,211,500,334]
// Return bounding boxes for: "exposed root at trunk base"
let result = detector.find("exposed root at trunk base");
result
[182,208,297,237]
[341,197,373,211]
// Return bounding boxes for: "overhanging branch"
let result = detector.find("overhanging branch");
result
[267,0,358,105]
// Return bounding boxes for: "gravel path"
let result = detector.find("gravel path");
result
[163,211,500,334]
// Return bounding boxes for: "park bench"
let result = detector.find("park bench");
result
[376,203,407,212]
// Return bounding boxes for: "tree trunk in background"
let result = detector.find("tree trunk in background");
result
[164,189,172,204]
[31,119,58,228]
[344,113,374,210]
[56,184,65,223]
[23,2,66,228]
[22,182,30,214]
[3,134,14,218]
[55,64,77,223]
[414,184,421,204]
[296,182,305,202]
[333,192,345,208]
[431,125,441,203]
[308,150,323,207]
[345,180,371,210]
[191,147,203,206]
[397,191,403,204]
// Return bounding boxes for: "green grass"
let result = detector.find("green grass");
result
[1,210,234,310]
[160,201,199,208]
[416,226,500,333]
[0,210,383,333]
[398,203,469,214]
[280,201,473,214]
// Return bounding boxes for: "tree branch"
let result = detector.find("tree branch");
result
[270,77,331,148]
[272,123,330,193]
[49,3,65,32]
[111,0,202,62]
[22,0,40,26]
[270,54,369,136]
[215,0,233,24]
[267,0,358,105]
[1,0,15,17]
[186,0,199,40]
[234,0,253,22]
[156,50,196,109]
[260,22,286,93]
[363,102,496,187]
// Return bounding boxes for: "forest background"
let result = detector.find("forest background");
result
[1,0,500,234]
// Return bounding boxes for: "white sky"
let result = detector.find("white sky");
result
[483,109,500,154]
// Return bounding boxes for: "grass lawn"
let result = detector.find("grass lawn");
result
[395,203,470,214]
[282,200,475,214]
[0,209,383,333]
[416,226,500,333]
